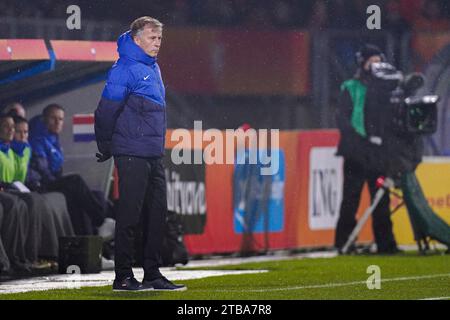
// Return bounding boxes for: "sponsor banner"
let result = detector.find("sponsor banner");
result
[164,149,207,235]
[308,147,343,230]
[127,130,450,254]
[113,130,376,254]
[164,130,300,254]
[162,129,374,254]
[295,130,373,247]
[392,158,450,245]
[233,149,285,234]
[72,114,95,142]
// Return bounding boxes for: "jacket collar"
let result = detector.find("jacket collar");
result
[11,140,30,157]
[117,31,157,66]
[0,140,10,154]
[29,116,60,147]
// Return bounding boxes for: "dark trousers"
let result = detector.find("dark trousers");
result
[335,159,397,252]
[0,192,29,270]
[114,156,166,281]
[10,192,44,264]
[48,174,106,235]
[0,202,9,272]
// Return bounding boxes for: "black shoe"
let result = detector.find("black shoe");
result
[142,277,187,291]
[112,277,153,292]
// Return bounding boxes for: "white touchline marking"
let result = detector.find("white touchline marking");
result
[419,296,450,300]
[202,273,450,293]
[0,270,268,294]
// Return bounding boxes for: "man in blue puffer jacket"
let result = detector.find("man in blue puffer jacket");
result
[95,16,185,292]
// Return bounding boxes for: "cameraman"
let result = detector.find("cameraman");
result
[334,44,400,254]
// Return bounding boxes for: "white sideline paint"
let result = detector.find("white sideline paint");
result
[0,269,268,295]
[201,273,450,293]
[2,251,447,296]
[420,296,450,300]
[185,251,338,268]
[0,251,334,295]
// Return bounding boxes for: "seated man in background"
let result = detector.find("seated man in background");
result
[29,104,114,238]
[12,115,74,261]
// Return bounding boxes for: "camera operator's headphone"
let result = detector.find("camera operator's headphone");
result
[355,44,387,68]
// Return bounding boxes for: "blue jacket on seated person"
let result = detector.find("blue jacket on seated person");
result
[28,115,64,187]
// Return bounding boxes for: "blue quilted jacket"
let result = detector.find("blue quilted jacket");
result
[95,31,166,158]
[29,115,64,178]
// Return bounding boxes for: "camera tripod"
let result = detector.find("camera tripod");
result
[341,172,450,254]
[341,176,395,254]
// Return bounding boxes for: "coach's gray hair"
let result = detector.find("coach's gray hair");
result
[130,16,163,38]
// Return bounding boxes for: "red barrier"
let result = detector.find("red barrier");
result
[50,40,118,61]
[0,39,48,60]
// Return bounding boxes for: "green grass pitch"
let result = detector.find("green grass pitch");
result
[1,253,449,300]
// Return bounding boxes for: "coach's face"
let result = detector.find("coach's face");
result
[134,27,162,57]
[45,109,64,135]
